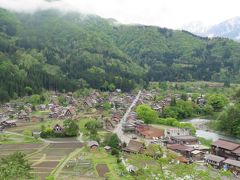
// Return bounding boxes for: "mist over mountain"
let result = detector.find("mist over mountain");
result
[183,17,240,41]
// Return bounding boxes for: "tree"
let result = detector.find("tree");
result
[180,93,188,101]
[162,100,194,119]
[136,104,158,124]
[218,104,240,136]
[26,94,41,105]
[85,120,103,135]
[0,88,10,103]
[102,102,112,110]
[105,134,120,149]
[159,82,168,90]
[234,89,240,103]
[170,96,176,106]
[25,86,33,96]
[207,94,228,111]
[203,104,214,115]
[63,120,79,137]
[0,152,33,180]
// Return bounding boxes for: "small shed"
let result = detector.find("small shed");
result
[104,146,112,152]
[190,150,204,161]
[32,130,41,139]
[88,141,99,150]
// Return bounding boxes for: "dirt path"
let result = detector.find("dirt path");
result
[32,154,46,166]
[51,148,83,178]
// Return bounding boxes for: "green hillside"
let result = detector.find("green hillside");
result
[1,8,240,102]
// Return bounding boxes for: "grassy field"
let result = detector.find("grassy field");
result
[31,110,50,116]
[0,133,41,144]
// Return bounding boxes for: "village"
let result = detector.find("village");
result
[0,85,239,179]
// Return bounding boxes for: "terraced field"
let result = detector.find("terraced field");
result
[0,140,84,180]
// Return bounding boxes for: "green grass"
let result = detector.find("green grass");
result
[31,110,50,116]
[151,124,172,129]
[77,118,95,134]
[198,137,212,147]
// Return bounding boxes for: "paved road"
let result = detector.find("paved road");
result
[113,90,141,144]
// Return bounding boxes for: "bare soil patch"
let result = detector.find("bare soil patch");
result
[0,143,42,149]
[33,161,60,168]
[96,164,109,177]
[48,142,83,149]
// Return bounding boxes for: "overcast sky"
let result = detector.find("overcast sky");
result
[1,0,240,29]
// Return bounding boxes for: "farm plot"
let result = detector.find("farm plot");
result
[0,143,43,158]
[29,142,83,180]
[58,148,123,180]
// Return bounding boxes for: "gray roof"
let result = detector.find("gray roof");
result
[104,146,111,150]
[205,154,225,163]
[88,141,99,147]
[224,159,240,167]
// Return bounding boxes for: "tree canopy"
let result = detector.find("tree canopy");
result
[0,152,32,180]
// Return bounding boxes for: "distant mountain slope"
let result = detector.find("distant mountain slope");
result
[207,17,240,41]
[183,17,240,41]
[1,8,240,102]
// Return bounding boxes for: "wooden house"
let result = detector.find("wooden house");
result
[204,154,225,169]
[223,159,240,174]
[0,120,17,128]
[171,135,198,145]
[135,125,164,139]
[123,140,144,153]
[167,144,193,157]
[18,110,29,121]
[211,139,240,159]
[53,124,64,133]
[164,128,190,138]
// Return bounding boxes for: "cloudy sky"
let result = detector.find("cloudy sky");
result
[1,0,240,29]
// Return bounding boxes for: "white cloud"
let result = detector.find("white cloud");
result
[0,0,240,29]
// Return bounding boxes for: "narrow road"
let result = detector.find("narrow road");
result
[113,90,141,144]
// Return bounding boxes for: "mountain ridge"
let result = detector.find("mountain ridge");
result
[183,17,240,41]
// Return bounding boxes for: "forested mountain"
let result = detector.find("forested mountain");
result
[1,8,240,102]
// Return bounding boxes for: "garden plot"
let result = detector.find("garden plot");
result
[30,142,83,180]
[96,164,109,177]
[0,143,43,157]
[60,153,96,178]
[58,148,123,180]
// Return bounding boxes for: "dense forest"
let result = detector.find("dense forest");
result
[1,8,240,102]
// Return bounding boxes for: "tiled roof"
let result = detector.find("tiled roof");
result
[125,140,144,153]
[224,159,240,168]
[212,139,240,151]
[205,154,225,163]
